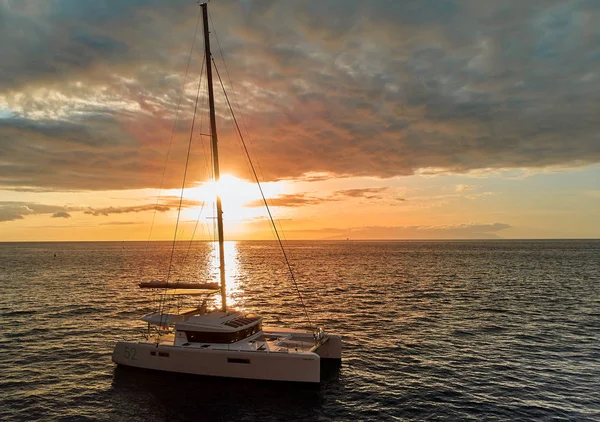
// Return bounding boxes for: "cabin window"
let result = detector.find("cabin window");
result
[227,358,250,364]
[184,322,262,344]
[150,351,156,356]
[158,352,170,358]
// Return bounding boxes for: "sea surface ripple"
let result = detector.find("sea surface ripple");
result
[0,240,599,421]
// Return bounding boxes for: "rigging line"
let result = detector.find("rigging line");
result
[208,10,271,202]
[208,12,300,306]
[144,5,203,266]
[164,51,206,285]
[182,200,207,267]
[159,53,206,320]
[182,79,209,266]
[207,11,255,176]
[207,12,271,241]
[208,11,296,273]
[213,59,314,330]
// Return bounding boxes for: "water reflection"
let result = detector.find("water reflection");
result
[208,240,245,310]
[3,241,599,421]
[109,366,321,421]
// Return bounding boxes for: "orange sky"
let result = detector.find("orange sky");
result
[1,1,599,240]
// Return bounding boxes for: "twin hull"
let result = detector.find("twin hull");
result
[112,335,341,383]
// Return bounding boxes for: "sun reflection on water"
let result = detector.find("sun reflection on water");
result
[208,240,246,311]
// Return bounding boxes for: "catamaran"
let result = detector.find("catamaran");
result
[112,2,341,383]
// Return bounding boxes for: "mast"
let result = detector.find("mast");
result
[202,2,227,312]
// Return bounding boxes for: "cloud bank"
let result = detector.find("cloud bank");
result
[0,201,71,222]
[245,187,391,207]
[325,223,512,240]
[1,0,599,190]
[0,197,203,222]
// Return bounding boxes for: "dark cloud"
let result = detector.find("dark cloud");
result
[83,196,204,216]
[0,208,25,222]
[0,112,202,190]
[0,197,202,222]
[1,0,599,191]
[334,188,388,199]
[83,204,170,216]
[0,0,189,91]
[51,211,71,218]
[246,187,390,208]
[247,193,329,208]
[0,201,71,221]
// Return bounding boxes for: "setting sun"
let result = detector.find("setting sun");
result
[177,174,287,224]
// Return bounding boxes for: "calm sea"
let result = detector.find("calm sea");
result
[0,240,599,421]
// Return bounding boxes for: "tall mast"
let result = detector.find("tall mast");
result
[202,2,227,312]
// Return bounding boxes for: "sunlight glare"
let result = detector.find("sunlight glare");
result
[208,240,245,310]
[182,174,286,223]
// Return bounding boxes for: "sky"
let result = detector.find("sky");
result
[1,0,599,241]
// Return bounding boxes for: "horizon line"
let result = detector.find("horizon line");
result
[1,238,599,243]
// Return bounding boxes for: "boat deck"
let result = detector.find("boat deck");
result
[149,331,317,354]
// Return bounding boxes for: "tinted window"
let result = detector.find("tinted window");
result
[184,322,262,344]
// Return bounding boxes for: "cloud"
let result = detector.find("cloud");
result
[83,204,170,216]
[247,193,330,208]
[155,196,206,209]
[255,222,512,239]
[1,187,74,193]
[334,187,388,199]
[0,112,197,190]
[455,184,476,192]
[0,208,26,222]
[326,223,512,240]
[1,0,599,191]
[246,187,391,208]
[0,201,71,221]
[0,196,203,222]
[82,196,203,216]
[51,211,71,218]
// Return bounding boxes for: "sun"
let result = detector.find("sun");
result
[181,174,286,223]
[215,174,260,212]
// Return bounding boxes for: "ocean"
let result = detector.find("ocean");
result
[0,240,599,421]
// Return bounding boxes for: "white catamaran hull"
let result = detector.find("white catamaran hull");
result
[112,334,341,383]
